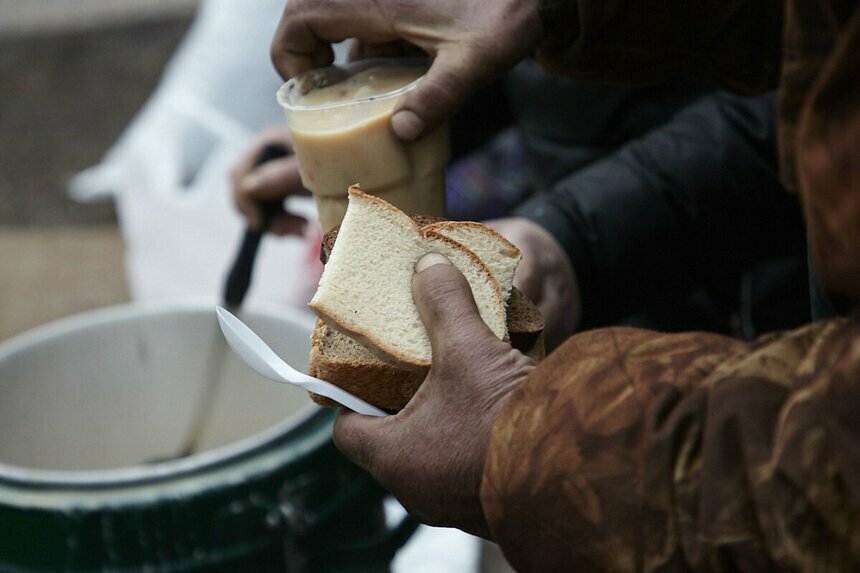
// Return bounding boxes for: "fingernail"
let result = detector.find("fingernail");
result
[391,110,425,141]
[415,252,451,273]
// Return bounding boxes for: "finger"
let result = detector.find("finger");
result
[234,159,307,231]
[230,129,292,187]
[238,158,308,201]
[234,196,261,231]
[232,183,263,230]
[269,211,308,236]
[271,1,396,79]
[391,47,482,141]
[332,409,393,474]
[411,253,496,358]
[348,40,421,62]
[271,11,335,78]
[230,145,268,203]
[231,131,294,228]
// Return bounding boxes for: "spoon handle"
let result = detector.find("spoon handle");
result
[289,372,389,418]
[223,143,289,308]
[215,307,388,417]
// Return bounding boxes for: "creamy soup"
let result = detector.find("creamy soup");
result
[282,64,450,231]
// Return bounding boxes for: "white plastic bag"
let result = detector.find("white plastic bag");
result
[69,0,326,308]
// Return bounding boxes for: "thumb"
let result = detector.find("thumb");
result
[411,253,496,358]
[332,409,394,473]
[391,49,477,141]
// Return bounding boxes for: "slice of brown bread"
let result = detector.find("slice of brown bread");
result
[309,285,544,411]
[507,287,545,359]
[308,213,545,411]
[308,319,428,411]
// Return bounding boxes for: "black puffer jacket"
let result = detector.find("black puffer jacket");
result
[511,87,807,332]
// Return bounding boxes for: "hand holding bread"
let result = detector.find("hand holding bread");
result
[307,187,544,411]
[309,188,515,369]
[333,253,536,537]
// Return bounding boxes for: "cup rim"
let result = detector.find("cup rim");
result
[276,57,428,112]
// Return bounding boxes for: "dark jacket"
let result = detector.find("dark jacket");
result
[513,91,807,331]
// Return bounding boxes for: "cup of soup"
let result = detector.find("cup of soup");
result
[277,59,450,232]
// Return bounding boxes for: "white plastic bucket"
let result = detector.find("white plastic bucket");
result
[0,301,317,471]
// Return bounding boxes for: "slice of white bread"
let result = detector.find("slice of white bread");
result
[319,217,522,303]
[421,221,522,303]
[309,287,544,411]
[309,186,508,369]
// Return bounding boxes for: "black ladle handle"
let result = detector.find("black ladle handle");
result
[223,143,290,308]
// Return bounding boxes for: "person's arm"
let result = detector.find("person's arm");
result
[513,92,806,329]
[482,315,860,571]
[332,253,860,571]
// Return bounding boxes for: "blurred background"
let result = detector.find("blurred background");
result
[0,0,198,341]
[0,3,512,570]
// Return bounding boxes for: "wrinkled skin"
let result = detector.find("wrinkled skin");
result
[332,253,535,537]
[270,0,544,141]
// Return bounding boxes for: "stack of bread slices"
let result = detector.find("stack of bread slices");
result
[307,186,544,412]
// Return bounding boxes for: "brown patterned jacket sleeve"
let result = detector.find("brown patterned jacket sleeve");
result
[481,316,860,571]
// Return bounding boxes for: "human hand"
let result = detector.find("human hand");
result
[271,0,544,141]
[229,128,310,235]
[333,253,535,537]
[485,217,581,351]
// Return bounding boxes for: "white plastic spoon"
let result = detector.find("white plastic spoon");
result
[215,307,388,417]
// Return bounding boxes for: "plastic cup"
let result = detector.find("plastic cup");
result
[277,59,450,232]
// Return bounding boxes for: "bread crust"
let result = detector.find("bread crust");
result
[420,230,508,334]
[308,319,428,410]
[309,288,544,411]
[320,213,447,264]
[421,220,523,260]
